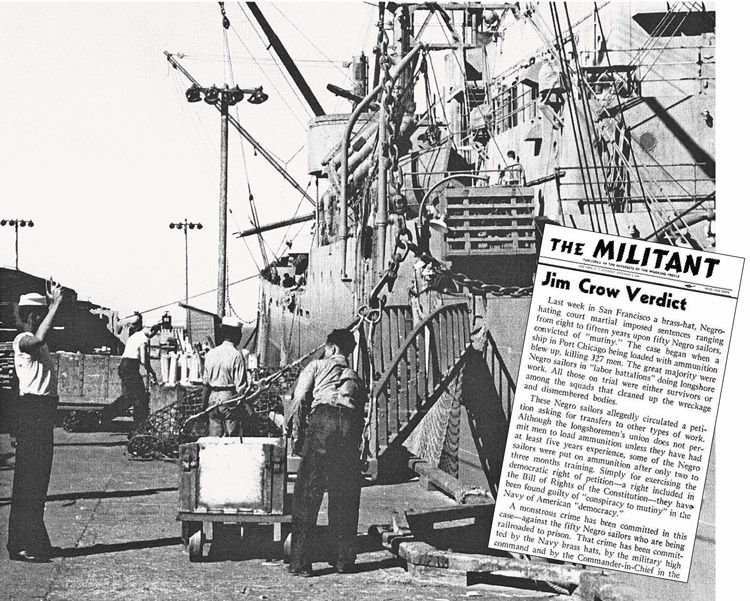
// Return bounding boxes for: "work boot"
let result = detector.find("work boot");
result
[288,563,313,577]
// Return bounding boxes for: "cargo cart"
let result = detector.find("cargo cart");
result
[177,436,291,562]
[56,352,122,431]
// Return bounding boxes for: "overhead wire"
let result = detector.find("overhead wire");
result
[238,3,315,121]
[167,69,218,172]
[223,42,272,268]
[178,53,351,65]
[229,16,307,128]
[220,8,271,318]
[272,177,314,258]
[138,273,261,317]
[270,2,353,83]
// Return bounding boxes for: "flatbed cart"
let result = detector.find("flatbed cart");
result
[177,435,291,562]
[170,349,325,561]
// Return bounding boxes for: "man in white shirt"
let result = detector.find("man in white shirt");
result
[202,316,248,436]
[200,316,248,558]
[7,281,64,562]
[501,150,525,186]
[109,315,159,427]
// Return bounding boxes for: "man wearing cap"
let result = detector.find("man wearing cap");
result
[275,328,365,577]
[202,316,248,436]
[7,281,64,562]
[110,315,159,427]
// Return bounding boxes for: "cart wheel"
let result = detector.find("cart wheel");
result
[161,436,180,459]
[63,411,84,433]
[188,525,204,562]
[126,434,161,460]
[283,532,291,563]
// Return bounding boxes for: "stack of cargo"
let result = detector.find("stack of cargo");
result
[0,342,14,391]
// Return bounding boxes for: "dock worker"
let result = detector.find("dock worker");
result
[7,281,64,562]
[201,316,248,436]
[273,328,366,576]
[111,315,159,427]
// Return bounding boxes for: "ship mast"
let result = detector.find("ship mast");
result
[244,2,326,118]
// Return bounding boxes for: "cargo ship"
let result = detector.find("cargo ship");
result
[181,2,713,491]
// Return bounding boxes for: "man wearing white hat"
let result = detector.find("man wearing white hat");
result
[7,280,64,562]
[105,314,159,426]
[201,316,248,436]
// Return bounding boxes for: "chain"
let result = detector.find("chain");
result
[414,251,534,298]
[443,271,534,298]
[356,296,384,328]
[366,26,413,308]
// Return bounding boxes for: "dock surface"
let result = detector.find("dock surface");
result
[1,429,714,600]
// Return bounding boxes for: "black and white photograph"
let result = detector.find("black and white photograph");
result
[1,2,741,600]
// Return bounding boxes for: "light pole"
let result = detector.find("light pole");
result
[0,219,35,270]
[183,82,268,317]
[169,220,203,338]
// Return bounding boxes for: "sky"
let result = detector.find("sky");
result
[1,1,749,594]
[0,1,377,322]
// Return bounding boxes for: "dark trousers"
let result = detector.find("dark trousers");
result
[109,359,149,426]
[290,404,363,571]
[7,395,58,556]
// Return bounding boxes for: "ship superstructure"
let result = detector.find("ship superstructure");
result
[241,2,716,488]
[166,2,715,489]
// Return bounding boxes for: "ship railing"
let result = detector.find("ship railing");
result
[481,327,517,423]
[351,305,413,393]
[363,302,471,472]
[459,325,518,498]
[399,168,529,195]
[556,162,714,205]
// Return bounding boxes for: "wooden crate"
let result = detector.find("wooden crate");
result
[179,437,287,515]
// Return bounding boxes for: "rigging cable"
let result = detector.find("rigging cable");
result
[222,10,269,263]
[220,6,273,320]
[587,3,702,244]
[592,3,657,235]
[231,11,307,127]
[175,53,350,66]
[269,2,353,83]
[562,2,619,235]
[137,273,261,317]
[238,3,315,121]
[547,3,599,232]
[271,178,314,259]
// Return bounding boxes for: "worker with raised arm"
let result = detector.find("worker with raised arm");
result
[7,280,64,562]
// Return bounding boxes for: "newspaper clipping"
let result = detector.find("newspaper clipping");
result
[489,224,743,582]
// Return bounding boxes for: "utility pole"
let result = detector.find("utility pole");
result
[165,52,315,206]
[169,220,203,338]
[219,91,229,317]
[179,76,269,318]
[0,218,34,270]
